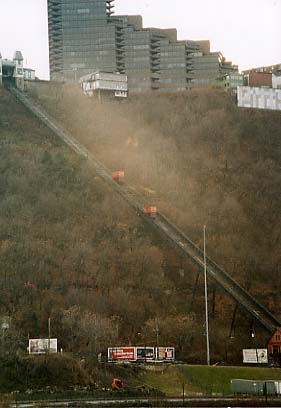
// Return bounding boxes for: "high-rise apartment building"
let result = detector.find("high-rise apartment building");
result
[48,0,118,81]
[48,0,238,91]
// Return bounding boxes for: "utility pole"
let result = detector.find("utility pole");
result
[204,225,210,365]
[48,317,51,353]
[155,318,159,349]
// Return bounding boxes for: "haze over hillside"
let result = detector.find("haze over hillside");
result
[28,82,281,289]
[1,83,281,367]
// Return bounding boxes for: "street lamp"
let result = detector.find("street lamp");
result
[203,225,210,365]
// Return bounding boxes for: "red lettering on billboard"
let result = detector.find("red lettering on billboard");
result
[109,347,135,361]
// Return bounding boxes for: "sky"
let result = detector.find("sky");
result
[0,0,280,80]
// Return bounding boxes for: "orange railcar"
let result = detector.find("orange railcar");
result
[112,171,125,181]
[143,204,157,215]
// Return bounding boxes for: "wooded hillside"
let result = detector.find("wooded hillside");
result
[28,83,281,298]
[1,83,280,367]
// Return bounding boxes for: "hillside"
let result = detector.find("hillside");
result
[0,83,280,372]
[27,83,281,304]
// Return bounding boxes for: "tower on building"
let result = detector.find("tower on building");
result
[13,50,24,90]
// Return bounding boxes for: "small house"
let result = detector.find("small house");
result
[267,328,281,363]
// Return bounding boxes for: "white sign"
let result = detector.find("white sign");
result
[156,347,175,361]
[243,348,268,364]
[238,86,281,111]
[115,90,128,98]
[29,338,58,354]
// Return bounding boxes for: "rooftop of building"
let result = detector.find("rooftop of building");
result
[2,59,15,67]
[1,50,24,66]
[243,63,281,75]
[14,51,23,61]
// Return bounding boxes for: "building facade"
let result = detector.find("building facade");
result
[243,63,281,76]
[47,0,238,91]
[0,52,2,85]
[243,63,281,90]
[272,74,281,89]
[267,328,281,364]
[0,51,28,90]
[80,70,128,97]
[243,71,272,88]
[220,72,244,91]
[24,68,36,81]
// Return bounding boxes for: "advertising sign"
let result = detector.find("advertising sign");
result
[238,86,281,111]
[136,347,155,361]
[108,347,136,362]
[107,346,176,363]
[243,348,268,364]
[156,347,175,361]
[29,338,58,354]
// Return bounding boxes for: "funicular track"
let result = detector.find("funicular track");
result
[8,85,280,333]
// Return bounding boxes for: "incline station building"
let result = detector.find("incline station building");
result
[0,51,36,90]
[47,0,238,92]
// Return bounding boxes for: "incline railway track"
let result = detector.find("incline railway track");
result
[8,84,280,333]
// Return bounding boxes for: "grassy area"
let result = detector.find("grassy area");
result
[143,365,281,396]
[1,363,281,403]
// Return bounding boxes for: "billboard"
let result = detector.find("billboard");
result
[108,346,175,363]
[108,347,136,362]
[29,338,58,354]
[238,86,281,111]
[136,347,155,361]
[243,348,268,364]
[156,347,175,361]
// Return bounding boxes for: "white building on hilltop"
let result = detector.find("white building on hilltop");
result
[272,74,281,89]
[80,71,128,98]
